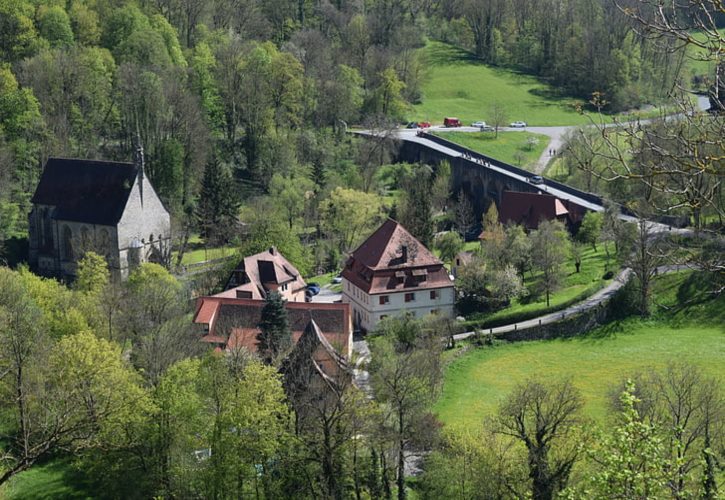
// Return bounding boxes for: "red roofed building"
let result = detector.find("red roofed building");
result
[341,219,455,332]
[193,296,352,359]
[219,247,307,302]
[498,191,587,230]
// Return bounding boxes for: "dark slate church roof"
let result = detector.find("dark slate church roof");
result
[31,158,138,225]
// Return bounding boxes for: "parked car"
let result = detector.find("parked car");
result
[471,121,487,128]
[510,121,527,128]
[418,121,431,128]
[443,117,462,127]
[306,283,321,295]
[480,125,495,132]
[529,175,544,185]
[406,122,419,129]
[332,275,343,284]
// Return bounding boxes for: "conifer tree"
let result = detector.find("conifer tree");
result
[257,291,291,364]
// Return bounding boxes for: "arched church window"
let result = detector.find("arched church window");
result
[62,225,73,260]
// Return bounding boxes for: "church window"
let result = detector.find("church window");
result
[62,225,73,260]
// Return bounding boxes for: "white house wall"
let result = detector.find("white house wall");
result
[342,280,455,332]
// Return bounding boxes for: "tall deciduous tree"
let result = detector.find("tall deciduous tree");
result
[496,378,583,500]
[530,220,570,307]
[370,316,442,500]
[577,211,602,250]
[435,231,464,264]
[321,186,384,254]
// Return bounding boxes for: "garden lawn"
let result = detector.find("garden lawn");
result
[430,131,548,170]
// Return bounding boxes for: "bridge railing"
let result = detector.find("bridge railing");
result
[418,131,638,216]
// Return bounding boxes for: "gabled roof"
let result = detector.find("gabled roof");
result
[224,247,305,298]
[193,297,352,357]
[348,219,442,270]
[32,158,138,225]
[499,191,572,230]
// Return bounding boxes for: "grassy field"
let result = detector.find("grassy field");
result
[687,29,725,79]
[173,234,237,265]
[465,245,615,328]
[430,131,549,170]
[3,459,92,500]
[412,42,670,127]
[435,272,725,430]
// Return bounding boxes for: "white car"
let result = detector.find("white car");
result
[471,121,487,128]
[510,121,527,128]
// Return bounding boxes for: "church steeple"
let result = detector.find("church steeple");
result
[133,132,145,206]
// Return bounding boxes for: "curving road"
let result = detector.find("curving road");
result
[452,265,690,341]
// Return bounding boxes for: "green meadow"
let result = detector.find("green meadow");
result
[435,272,725,430]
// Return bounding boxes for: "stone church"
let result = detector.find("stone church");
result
[28,146,171,281]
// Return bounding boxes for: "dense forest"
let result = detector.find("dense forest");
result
[0,0,713,270]
[0,1,723,498]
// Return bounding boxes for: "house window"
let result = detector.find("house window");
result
[379,295,389,305]
[405,292,415,302]
[430,290,438,300]
[380,315,388,320]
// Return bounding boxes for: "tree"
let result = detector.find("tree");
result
[321,187,384,254]
[577,212,603,250]
[489,264,528,307]
[530,220,570,307]
[435,232,464,264]
[620,363,724,498]
[454,190,475,238]
[585,380,668,499]
[571,242,585,273]
[74,251,109,295]
[123,263,199,386]
[619,218,666,317]
[398,165,435,248]
[0,330,151,485]
[487,101,508,138]
[197,154,239,245]
[257,291,291,364]
[37,6,74,48]
[198,352,291,498]
[495,378,583,500]
[370,317,442,500]
[269,172,315,230]
[504,224,532,276]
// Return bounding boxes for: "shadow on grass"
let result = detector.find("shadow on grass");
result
[6,458,93,500]
[424,43,481,67]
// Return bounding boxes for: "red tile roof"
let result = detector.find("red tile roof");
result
[348,219,442,270]
[193,297,352,357]
[342,219,454,294]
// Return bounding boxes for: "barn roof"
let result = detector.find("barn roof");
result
[31,158,138,225]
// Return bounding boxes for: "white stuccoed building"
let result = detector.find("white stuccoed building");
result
[341,219,455,332]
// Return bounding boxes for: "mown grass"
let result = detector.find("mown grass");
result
[430,131,549,170]
[173,234,237,265]
[435,271,725,429]
[3,458,93,500]
[412,42,671,127]
[465,245,615,329]
[686,29,725,79]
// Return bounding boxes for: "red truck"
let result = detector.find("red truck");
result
[443,117,462,127]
